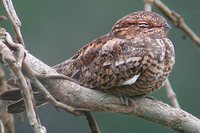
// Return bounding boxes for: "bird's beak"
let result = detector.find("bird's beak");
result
[163,23,171,29]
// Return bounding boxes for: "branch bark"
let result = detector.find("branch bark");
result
[15,47,200,133]
[0,28,46,133]
[0,66,15,133]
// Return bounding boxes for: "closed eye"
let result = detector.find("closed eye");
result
[138,21,150,28]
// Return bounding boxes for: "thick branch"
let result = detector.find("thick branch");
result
[1,0,199,132]
[21,51,200,133]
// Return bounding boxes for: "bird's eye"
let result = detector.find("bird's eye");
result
[138,21,150,28]
[123,21,135,27]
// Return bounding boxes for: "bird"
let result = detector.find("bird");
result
[0,11,175,113]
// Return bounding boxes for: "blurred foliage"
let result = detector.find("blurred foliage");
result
[0,0,200,132]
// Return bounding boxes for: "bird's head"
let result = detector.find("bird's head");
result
[111,11,170,39]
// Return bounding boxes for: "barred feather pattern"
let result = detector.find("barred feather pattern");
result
[0,11,175,113]
[54,11,175,97]
[54,35,174,96]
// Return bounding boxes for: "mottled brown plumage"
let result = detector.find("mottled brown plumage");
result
[0,11,175,113]
[54,11,175,96]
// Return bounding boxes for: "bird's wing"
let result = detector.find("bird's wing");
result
[53,34,109,77]
[57,35,156,89]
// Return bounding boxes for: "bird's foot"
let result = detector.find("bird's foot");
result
[119,95,157,106]
[119,96,132,106]
[145,96,157,100]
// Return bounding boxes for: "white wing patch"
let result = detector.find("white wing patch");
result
[115,57,142,66]
[126,57,142,63]
[122,74,140,85]
[115,59,125,66]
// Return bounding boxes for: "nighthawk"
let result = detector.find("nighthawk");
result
[54,11,175,96]
[0,11,175,113]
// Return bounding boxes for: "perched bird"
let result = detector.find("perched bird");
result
[54,11,175,96]
[0,11,175,113]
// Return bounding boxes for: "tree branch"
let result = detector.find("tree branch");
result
[84,112,100,133]
[164,79,180,108]
[0,28,46,133]
[1,29,199,132]
[143,0,153,11]
[0,0,200,132]
[2,0,24,45]
[4,41,197,133]
[0,22,199,132]
[0,66,15,133]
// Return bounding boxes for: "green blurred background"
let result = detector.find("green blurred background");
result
[1,0,200,132]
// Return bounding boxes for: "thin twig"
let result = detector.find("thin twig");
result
[143,0,153,11]
[0,120,5,133]
[0,112,15,133]
[34,72,79,84]
[0,15,7,21]
[2,0,24,45]
[153,0,200,47]
[164,79,180,108]
[27,78,43,126]
[84,112,100,133]
[0,66,15,133]
[0,66,7,92]
[0,29,46,133]
[4,32,24,68]
[23,53,99,132]
[23,61,83,116]
[2,0,47,132]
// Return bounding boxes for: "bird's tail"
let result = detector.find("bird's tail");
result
[53,59,75,77]
[0,59,76,114]
[0,85,47,114]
